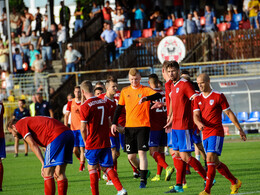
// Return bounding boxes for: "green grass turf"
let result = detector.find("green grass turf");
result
[2,141,260,195]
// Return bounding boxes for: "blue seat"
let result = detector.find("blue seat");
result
[237,112,248,123]
[246,111,260,122]
[232,13,242,22]
[222,112,233,124]
[164,19,173,29]
[119,38,133,54]
[132,30,142,38]
[175,27,185,35]
[229,21,239,30]
[147,20,151,29]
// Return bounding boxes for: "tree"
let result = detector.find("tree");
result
[9,0,26,14]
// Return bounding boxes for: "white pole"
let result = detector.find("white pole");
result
[5,0,13,73]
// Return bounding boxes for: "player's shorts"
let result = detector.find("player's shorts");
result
[171,129,195,152]
[119,133,125,150]
[73,130,85,147]
[0,138,6,159]
[44,130,74,168]
[203,136,224,156]
[110,136,120,151]
[85,147,113,167]
[167,130,173,147]
[149,129,167,147]
[191,129,202,144]
[125,127,150,154]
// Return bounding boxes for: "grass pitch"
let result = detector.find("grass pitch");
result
[2,141,260,195]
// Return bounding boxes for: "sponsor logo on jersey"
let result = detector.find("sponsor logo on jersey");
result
[138,94,142,98]
[209,100,214,105]
[198,101,202,105]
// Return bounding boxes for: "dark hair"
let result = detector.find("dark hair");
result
[148,74,159,85]
[181,70,190,76]
[94,87,103,93]
[19,99,26,105]
[95,81,104,88]
[106,75,118,84]
[15,48,20,53]
[165,61,180,70]
[6,118,19,129]
[74,86,80,90]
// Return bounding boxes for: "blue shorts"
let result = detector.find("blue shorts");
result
[149,130,167,147]
[85,147,113,167]
[203,136,224,156]
[44,130,74,168]
[191,129,202,144]
[0,138,6,159]
[171,129,195,152]
[167,130,173,147]
[119,133,125,149]
[110,137,120,151]
[73,130,85,147]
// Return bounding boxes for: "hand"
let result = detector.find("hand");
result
[151,101,163,109]
[165,127,172,133]
[139,96,147,104]
[164,121,172,131]
[41,165,44,178]
[239,130,247,141]
[197,122,205,131]
[116,126,125,134]
[111,124,117,136]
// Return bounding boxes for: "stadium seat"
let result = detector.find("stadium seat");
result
[124,30,131,39]
[237,112,248,123]
[142,29,153,38]
[175,18,184,28]
[242,20,250,29]
[119,38,133,54]
[175,27,185,35]
[247,111,260,122]
[222,113,233,124]
[164,19,173,29]
[115,39,122,48]
[230,21,239,30]
[200,16,206,26]
[147,20,151,29]
[233,13,242,22]
[217,23,230,32]
[132,30,142,38]
[166,27,175,36]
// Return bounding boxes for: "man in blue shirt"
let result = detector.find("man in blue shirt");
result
[35,93,53,117]
[183,13,198,34]
[13,99,30,157]
[100,22,118,65]
[205,5,216,32]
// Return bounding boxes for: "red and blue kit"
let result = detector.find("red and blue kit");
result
[164,80,173,147]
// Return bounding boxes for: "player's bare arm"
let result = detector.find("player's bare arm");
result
[64,111,70,126]
[49,109,54,118]
[111,104,124,135]
[151,101,165,109]
[24,135,45,177]
[111,124,117,136]
[193,110,205,131]
[80,122,87,144]
[224,109,247,141]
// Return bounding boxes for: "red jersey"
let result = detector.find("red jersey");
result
[193,90,230,140]
[80,96,110,150]
[150,89,167,131]
[170,78,197,130]
[114,90,126,127]
[0,102,4,138]
[98,94,118,137]
[165,80,173,115]
[66,99,81,130]
[15,116,69,147]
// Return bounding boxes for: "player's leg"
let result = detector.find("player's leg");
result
[192,129,207,170]
[24,140,28,156]
[43,166,56,195]
[110,137,120,172]
[55,164,68,195]
[0,138,6,191]
[14,137,19,157]
[78,130,86,172]
[72,130,80,160]
[0,159,3,191]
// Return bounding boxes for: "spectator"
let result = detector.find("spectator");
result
[183,13,198,34]
[132,3,145,30]
[20,90,26,100]
[19,31,30,63]
[29,95,36,116]
[64,43,82,79]
[62,93,73,128]
[11,40,23,55]
[38,27,53,68]
[5,71,14,97]
[30,30,39,51]
[43,14,50,31]
[243,0,250,20]
[34,7,42,35]
[49,24,59,51]
[150,8,165,37]
[8,90,15,102]
[113,9,125,41]
[103,1,113,23]
[227,0,238,21]
[23,7,34,36]
[59,0,71,31]
[10,8,20,35]
[100,23,117,65]
[0,8,7,37]
[12,99,30,157]
[0,43,8,71]
[193,11,202,32]
[205,5,216,32]
[0,89,7,101]
[89,2,101,19]
[173,0,185,19]
[29,44,40,69]
[248,0,260,29]
[35,92,53,117]
[49,87,55,96]
[31,53,46,89]
[13,48,24,74]
[57,23,66,57]
[74,2,84,32]
[94,87,104,96]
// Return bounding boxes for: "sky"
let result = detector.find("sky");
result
[23,0,75,7]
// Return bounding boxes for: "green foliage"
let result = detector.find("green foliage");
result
[75,0,103,21]
[9,0,26,14]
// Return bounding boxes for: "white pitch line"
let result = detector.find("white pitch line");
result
[235,191,260,195]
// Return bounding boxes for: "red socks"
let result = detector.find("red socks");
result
[79,161,85,172]
[205,162,216,193]
[156,153,165,175]
[44,176,55,195]
[217,162,237,185]
[0,162,3,189]
[173,156,185,185]
[57,179,68,195]
[188,156,206,180]
[89,169,99,195]
[152,152,168,169]
[105,168,123,191]
[128,159,139,174]
[113,160,118,172]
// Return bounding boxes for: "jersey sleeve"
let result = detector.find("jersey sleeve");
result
[66,100,72,112]
[146,87,157,96]
[15,119,30,139]
[185,82,197,100]
[80,103,89,123]
[193,96,200,112]
[118,89,125,106]
[220,93,230,111]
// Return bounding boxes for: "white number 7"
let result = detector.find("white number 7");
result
[98,106,104,125]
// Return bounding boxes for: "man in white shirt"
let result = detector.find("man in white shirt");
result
[31,53,46,89]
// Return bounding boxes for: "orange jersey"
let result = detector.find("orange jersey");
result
[66,98,81,130]
[118,85,156,127]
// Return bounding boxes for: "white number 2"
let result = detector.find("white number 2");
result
[98,106,104,125]
[155,97,167,112]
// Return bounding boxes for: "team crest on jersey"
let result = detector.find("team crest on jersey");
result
[138,94,142,98]
[43,104,46,108]
[176,88,179,93]
[198,102,202,105]
[209,100,214,105]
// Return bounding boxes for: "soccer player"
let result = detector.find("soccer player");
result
[148,74,174,182]
[80,80,127,195]
[7,116,74,195]
[0,101,5,191]
[94,87,104,97]
[13,99,30,157]
[64,86,85,171]
[111,68,162,188]
[193,73,247,195]
[164,61,207,193]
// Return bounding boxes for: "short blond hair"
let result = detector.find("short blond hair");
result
[80,80,93,93]
[129,68,140,76]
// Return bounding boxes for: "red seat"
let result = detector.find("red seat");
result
[166,27,175,36]
[124,30,131,39]
[175,18,184,27]
[142,29,153,38]
[242,20,250,29]
[217,23,230,32]
[115,39,122,48]
[200,16,206,26]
